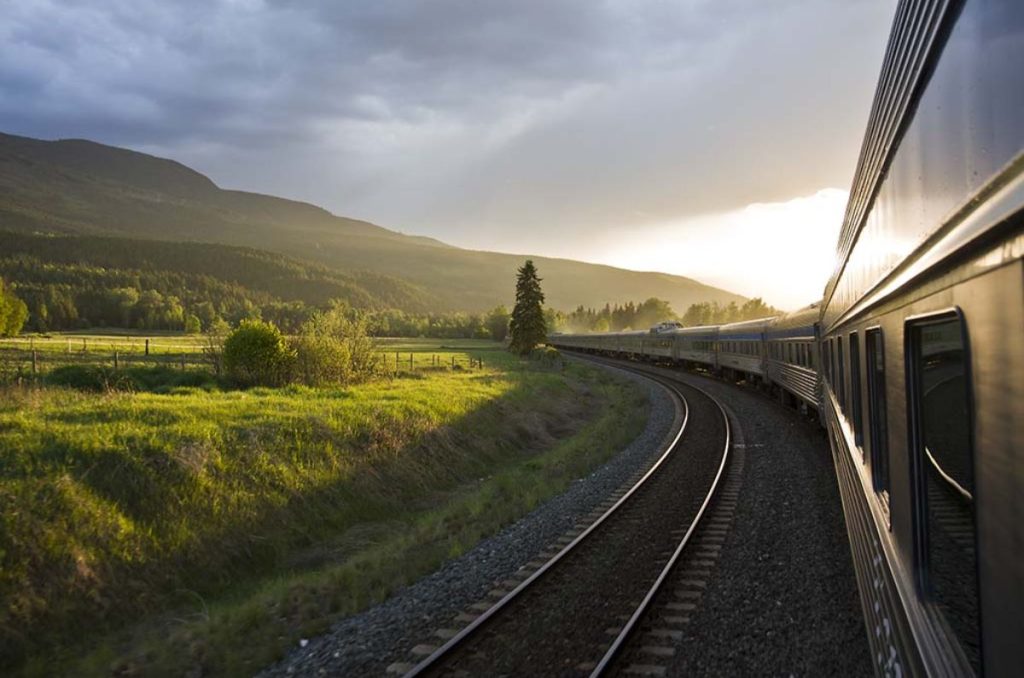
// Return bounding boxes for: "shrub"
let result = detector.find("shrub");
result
[223,319,293,386]
[529,345,563,369]
[291,307,379,386]
[0,278,28,337]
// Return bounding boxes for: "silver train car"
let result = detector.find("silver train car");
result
[820,0,1023,675]
[551,1,1023,674]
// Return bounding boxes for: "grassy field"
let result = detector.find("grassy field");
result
[0,336,647,676]
[0,333,496,377]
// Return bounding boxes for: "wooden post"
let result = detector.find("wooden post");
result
[409,353,413,370]
[181,355,186,371]
[66,338,71,354]
[114,350,119,370]
[451,355,455,368]
[83,338,87,352]
[31,350,37,375]
[145,339,150,356]
[396,352,400,370]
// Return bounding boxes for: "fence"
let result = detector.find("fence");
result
[0,343,487,382]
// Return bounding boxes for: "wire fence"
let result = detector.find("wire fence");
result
[0,344,488,383]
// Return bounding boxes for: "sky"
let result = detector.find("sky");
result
[0,0,894,309]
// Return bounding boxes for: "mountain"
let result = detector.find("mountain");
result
[0,230,433,311]
[0,132,745,312]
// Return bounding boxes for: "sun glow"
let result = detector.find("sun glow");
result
[591,188,848,311]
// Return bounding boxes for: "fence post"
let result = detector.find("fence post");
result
[145,339,150,356]
[31,350,37,375]
[83,338,87,352]
[396,352,400,370]
[114,350,119,370]
[181,355,186,371]
[66,338,71,354]
[409,353,413,370]
[451,355,455,369]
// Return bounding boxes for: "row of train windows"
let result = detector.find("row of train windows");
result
[720,340,758,356]
[824,314,980,674]
[684,340,714,351]
[768,341,815,369]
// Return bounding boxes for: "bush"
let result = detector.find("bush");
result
[223,319,293,386]
[0,278,28,337]
[529,345,563,369]
[291,307,379,386]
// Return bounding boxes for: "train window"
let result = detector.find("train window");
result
[823,340,831,382]
[866,328,889,499]
[907,314,980,673]
[837,336,846,413]
[849,332,864,447]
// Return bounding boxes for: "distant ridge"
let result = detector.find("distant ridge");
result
[0,132,745,312]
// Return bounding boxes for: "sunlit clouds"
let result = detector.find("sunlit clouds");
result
[0,1,894,303]
[573,189,849,311]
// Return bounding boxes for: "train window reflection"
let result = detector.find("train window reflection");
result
[909,315,980,674]
[850,332,863,447]
[837,336,846,413]
[866,329,889,500]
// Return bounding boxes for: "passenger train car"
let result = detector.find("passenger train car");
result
[550,1,1023,674]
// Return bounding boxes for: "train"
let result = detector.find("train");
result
[549,0,1023,675]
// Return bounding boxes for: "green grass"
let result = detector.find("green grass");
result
[0,334,494,379]
[0,339,648,676]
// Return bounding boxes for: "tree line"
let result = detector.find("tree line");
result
[1,268,517,343]
[547,296,779,333]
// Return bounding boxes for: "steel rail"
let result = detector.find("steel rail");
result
[402,362,691,678]
[585,357,732,676]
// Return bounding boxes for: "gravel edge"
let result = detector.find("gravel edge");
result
[261,362,679,677]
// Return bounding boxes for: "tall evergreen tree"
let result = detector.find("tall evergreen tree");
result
[509,260,547,355]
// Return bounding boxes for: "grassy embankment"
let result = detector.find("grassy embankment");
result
[0,337,648,676]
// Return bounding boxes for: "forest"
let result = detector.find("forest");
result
[550,296,779,333]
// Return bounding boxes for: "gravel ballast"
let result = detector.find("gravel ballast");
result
[262,362,679,677]
[640,365,872,676]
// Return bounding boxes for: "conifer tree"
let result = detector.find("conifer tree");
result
[509,260,547,355]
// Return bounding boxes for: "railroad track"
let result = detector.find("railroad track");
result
[402,355,731,677]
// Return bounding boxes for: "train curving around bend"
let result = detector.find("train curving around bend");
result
[549,1,1023,675]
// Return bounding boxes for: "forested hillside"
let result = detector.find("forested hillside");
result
[0,232,434,332]
[0,132,746,313]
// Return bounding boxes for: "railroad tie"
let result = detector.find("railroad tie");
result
[410,644,438,656]
[623,663,667,676]
[639,645,677,658]
[385,661,416,674]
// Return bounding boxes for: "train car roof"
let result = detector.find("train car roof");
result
[718,316,776,334]
[664,324,721,337]
[768,302,821,336]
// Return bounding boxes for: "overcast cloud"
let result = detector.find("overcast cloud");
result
[0,0,894,307]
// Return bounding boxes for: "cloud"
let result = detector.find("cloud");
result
[565,188,850,310]
[0,0,893,295]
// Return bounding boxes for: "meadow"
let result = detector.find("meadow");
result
[0,335,647,676]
